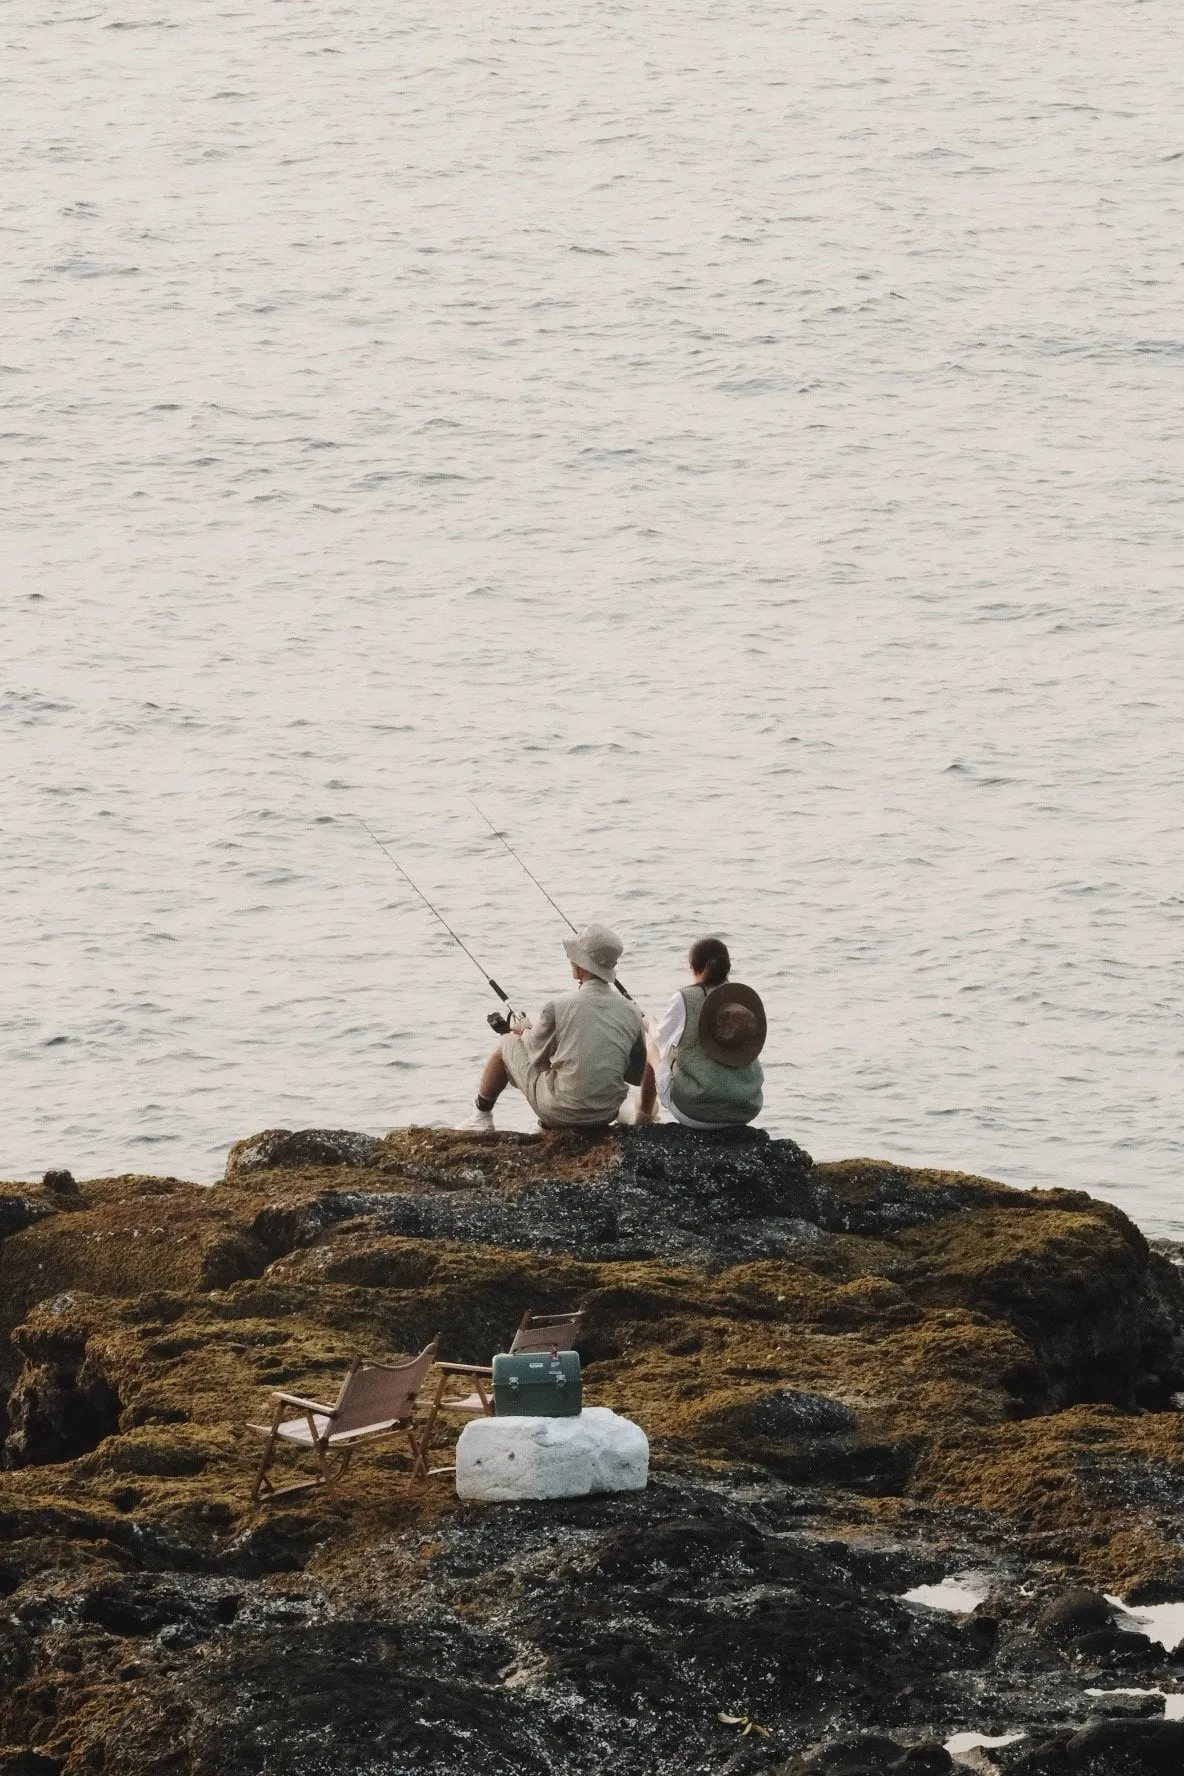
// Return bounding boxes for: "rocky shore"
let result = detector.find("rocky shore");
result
[2,1126,1184,1775]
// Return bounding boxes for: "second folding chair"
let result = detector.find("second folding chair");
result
[419,1309,584,1475]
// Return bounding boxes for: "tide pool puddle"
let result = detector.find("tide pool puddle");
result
[903,1578,988,1613]
[1105,1595,1184,1651]
[945,1731,1026,1755]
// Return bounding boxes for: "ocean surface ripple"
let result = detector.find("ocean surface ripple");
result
[2,1,1182,1230]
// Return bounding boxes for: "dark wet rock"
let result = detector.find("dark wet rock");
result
[224,1128,383,1178]
[1030,1591,1161,1675]
[1066,1720,1184,1771]
[0,1619,33,1691]
[1075,1630,1158,1672]
[0,1752,64,1776]
[131,1618,529,1774]
[781,1736,954,1774]
[234,1124,818,1269]
[1036,1591,1117,1641]
[730,1389,860,1438]
[1007,1718,1184,1772]
[1124,1576,1184,1605]
[810,1161,1020,1235]
[41,1171,78,1197]
[0,1193,57,1243]
[698,1390,915,1494]
[1081,1694,1164,1720]
[91,1483,984,1775]
[745,1432,918,1494]
[3,1318,121,1468]
[79,1573,242,1638]
[216,1513,326,1579]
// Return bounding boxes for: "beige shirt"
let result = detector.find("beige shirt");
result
[522,979,643,1125]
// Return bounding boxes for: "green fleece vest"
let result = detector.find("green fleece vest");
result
[668,985,764,1126]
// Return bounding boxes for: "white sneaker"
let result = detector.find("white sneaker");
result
[457,1106,495,1133]
[617,1092,659,1127]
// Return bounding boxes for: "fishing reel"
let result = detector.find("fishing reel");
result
[487,1011,512,1035]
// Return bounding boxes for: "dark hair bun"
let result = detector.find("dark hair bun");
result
[688,936,730,987]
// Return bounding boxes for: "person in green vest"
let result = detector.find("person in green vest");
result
[627,936,766,1128]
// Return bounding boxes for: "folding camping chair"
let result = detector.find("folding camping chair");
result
[248,1338,440,1502]
[418,1309,585,1476]
[508,1309,584,1355]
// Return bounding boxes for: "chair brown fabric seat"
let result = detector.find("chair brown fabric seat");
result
[248,1339,439,1503]
[508,1310,584,1355]
[252,1411,414,1447]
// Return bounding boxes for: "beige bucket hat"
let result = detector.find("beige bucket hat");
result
[563,922,624,985]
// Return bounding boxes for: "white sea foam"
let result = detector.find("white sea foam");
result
[945,1731,1025,1756]
[2,2,1184,1218]
[1106,1596,1184,1652]
[903,1580,988,1614]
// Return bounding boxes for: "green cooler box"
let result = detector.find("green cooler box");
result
[491,1350,582,1417]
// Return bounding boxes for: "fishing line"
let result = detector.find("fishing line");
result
[354,815,518,1017]
[468,799,638,1007]
[468,798,579,934]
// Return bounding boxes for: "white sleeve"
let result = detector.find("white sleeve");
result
[651,992,686,1060]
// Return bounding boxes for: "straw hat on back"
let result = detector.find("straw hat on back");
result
[699,983,766,1069]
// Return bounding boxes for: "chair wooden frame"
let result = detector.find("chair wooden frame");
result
[417,1361,495,1478]
[418,1309,585,1477]
[248,1338,439,1503]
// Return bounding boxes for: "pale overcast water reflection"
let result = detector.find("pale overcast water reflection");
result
[2,2,1182,1228]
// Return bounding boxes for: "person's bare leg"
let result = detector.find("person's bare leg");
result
[639,1061,658,1119]
[639,1030,665,1114]
[476,1048,510,1108]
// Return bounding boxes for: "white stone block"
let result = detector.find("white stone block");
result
[454,1406,649,1502]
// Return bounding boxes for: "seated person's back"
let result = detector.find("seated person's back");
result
[639,936,765,1130]
[525,972,643,1127]
[461,923,643,1131]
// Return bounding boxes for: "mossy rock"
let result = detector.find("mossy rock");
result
[3,1134,1184,1774]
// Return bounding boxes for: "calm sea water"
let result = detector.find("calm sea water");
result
[3,1,1182,1231]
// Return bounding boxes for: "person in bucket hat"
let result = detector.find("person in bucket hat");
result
[459,922,644,1132]
[621,935,765,1130]
[561,923,624,984]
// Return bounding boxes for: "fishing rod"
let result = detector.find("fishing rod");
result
[355,817,520,1034]
[468,799,638,1006]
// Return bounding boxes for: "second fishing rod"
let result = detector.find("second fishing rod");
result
[469,800,639,1008]
[359,809,640,1031]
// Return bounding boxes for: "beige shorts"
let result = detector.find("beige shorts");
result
[500,1032,546,1116]
[499,1035,614,1130]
